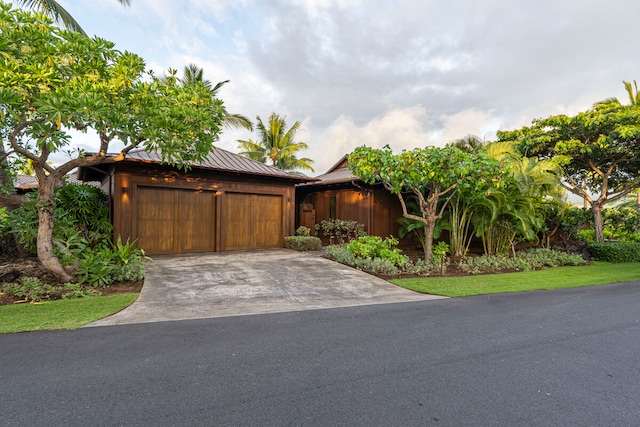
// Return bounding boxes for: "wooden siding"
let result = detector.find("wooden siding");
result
[223,193,282,250]
[135,187,216,254]
[301,187,402,240]
[108,164,295,254]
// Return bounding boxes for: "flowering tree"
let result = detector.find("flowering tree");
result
[348,145,503,261]
[0,5,226,281]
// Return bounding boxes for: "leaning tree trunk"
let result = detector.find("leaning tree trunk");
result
[36,177,75,283]
[592,202,605,243]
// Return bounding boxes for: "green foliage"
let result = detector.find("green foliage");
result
[431,241,450,267]
[76,237,146,286]
[9,184,110,256]
[348,144,505,261]
[325,244,438,276]
[75,248,117,287]
[3,277,55,302]
[295,226,311,237]
[237,113,314,172]
[457,248,587,275]
[588,242,640,263]
[61,283,100,299]
[284,236,322,251]
[347,236,408,268]
[317,219,367,243]
[498,83,640,242]
[55,184,112,245]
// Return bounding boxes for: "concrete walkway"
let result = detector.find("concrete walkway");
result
[88,249,445,326]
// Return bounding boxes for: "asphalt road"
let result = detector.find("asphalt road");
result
[2,282,640,426]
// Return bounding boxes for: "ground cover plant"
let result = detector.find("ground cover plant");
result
[391,262,640,297]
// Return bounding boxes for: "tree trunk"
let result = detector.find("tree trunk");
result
[36,178,75,283]
[592,203,605,243]
[424,222,434,263]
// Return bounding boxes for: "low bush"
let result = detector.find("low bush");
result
[295,226,311,237]
[325,243,441,276]
[457,248,586,274]
[284,236,322,251]
[588,242,640,263]
[316,219,367,243]
[347,236,409,268]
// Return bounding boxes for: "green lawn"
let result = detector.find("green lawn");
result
[391,262,640,297]
[0,294,138,334]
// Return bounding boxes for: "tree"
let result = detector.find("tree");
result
[237,113,314,172]
[0,6,226,281]
[14,0,131,35]
[348,145,503,262]
[498,85,640,243]
[176,64,253,132]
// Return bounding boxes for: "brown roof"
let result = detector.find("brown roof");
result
[298,154,361,187]
[110,147,313,181]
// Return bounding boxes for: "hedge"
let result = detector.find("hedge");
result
[587,242,640,263]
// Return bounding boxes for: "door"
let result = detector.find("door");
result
[223,193,283,250]
[136,187,216,254]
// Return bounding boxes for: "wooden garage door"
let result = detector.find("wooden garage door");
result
[223,193,282,250]
[136,187,216,254]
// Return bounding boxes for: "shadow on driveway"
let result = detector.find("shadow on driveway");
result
[87,249,445,326]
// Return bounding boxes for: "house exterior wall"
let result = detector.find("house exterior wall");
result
[104,163,296,253]
[297,186,404,242]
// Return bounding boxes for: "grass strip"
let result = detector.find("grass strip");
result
[0,293,138,334]
[391,262,640,297]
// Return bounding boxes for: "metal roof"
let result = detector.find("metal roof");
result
[122,147,312,181]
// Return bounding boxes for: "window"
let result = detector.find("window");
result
[329,194,336,219]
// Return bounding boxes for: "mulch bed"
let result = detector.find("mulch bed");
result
[0,257,143,306]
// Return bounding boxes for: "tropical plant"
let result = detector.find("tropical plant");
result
[349,145,504,262]
[173,64,253,132]
[498,81,640,243]
[0,6,226,281]
[14,0,131,35]
[237,113,314,172]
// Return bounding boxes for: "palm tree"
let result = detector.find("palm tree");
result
[177,64,253,132]
[237,113,314,173]
[15,0,131,35]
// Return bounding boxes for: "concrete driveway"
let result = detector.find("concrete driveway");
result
[88,249,444,326]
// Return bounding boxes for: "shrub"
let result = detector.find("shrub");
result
[588,242,640,263]
[347,235,409,268]
[325,244,440,276]
[9,183,113,261]
[295,226,311,237]
[75,237,147,286]
[457,248,586,274]
[317,219,367,243]
[284,236,322,251]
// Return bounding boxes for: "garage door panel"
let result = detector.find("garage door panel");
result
[137,187,176,254]
[253,195,282,248]
[178,190,215,253]
[136,187,215,255]
[223,193,283,250]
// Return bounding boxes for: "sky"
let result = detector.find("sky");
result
[49,0,640,175]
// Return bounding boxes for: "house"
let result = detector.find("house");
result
[77,147,311,255]
[295,155,404,241]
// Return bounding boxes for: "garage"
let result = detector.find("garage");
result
[78,147,308,256]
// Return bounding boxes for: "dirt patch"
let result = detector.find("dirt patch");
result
[0,257,143,306]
